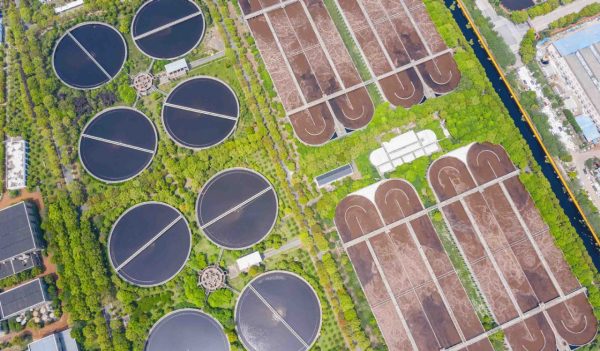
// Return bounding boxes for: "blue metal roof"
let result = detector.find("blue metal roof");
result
[554,22,600,56]
[576,115,600,142]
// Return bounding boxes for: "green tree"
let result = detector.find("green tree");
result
[520,29,537,64]
[208,289,234,309]
[117,84,136,105]
[511,10,528,23]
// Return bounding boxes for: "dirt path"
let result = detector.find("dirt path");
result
[40,254,57,277]
[0,312,70,344]
[0,189,44,211]
[29,313,70,340]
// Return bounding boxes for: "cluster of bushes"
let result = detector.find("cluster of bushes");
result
[519,29,537,64]
[0,329,31,350]
[0,267,42,291]
[563,108,582,133]
[510,0,572,23]
[548,3,600,30]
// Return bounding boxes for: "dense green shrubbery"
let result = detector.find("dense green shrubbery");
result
[548,3,600,30]
[520,29,536,64]
[564,108,582,133]
[454,0,516,69]
[510,0,574,24]
[527,0,561,19]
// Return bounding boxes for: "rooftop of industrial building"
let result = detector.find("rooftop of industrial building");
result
[576,114,600,143]
[554,22,600,57]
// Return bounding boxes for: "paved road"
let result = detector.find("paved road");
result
[227,238,302,279]
[190,51,225,68]
[264,237,302,258]
[530,0,599,32]
[475,0,530,56]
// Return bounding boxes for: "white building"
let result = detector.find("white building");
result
[369,129,440,174]
[5,137,28,190]
[39,0,84,14]
[236,252,262,272]
[54,0,84,14]
[165,59,189,80]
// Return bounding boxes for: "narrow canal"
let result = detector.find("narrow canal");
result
[445,0,600,269]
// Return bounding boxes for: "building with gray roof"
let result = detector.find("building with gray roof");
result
[0,201,43,280]
[0,278,48,321]
[28,328,79,351]
[315,164,354,189]
[576,114,600,143]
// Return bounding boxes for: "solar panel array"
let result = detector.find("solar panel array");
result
[0,279,47,320]
[0,202,37,261]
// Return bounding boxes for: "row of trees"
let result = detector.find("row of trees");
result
[510,0,571,23]
[0,44,5,191]
[44,196,128,350]
[547,2,600,30]
[511,23,600,241]
[0,267,42,290]
[459,0,516,70]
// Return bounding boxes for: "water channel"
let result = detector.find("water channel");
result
[445,0,600,269]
